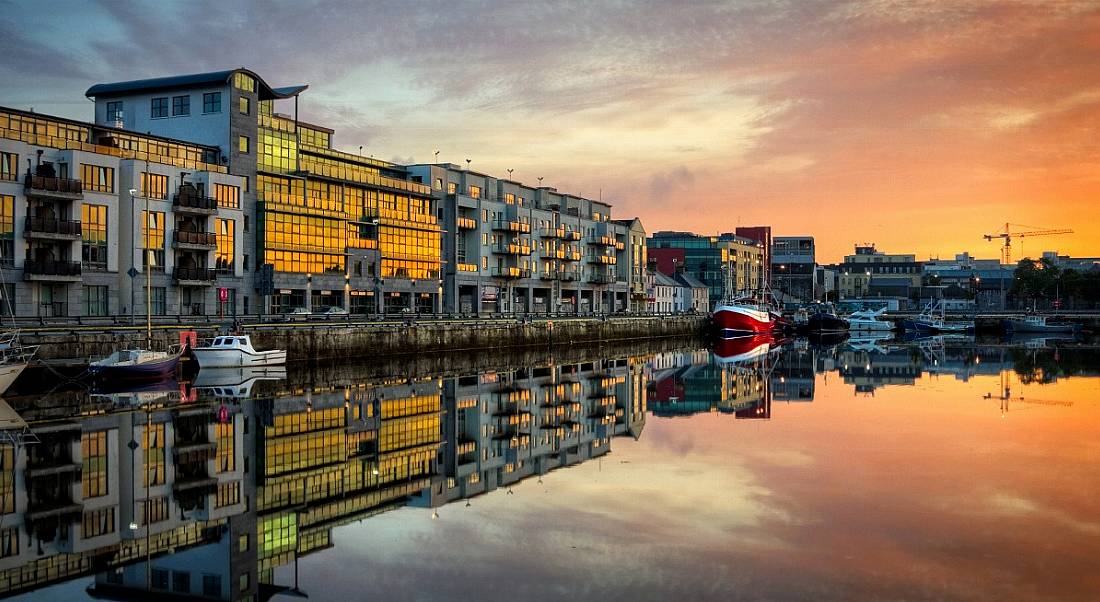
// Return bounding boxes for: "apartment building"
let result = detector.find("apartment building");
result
[0,107,246,318]
[771,236,815,302]
[86,68,441,315]
[647,231,766,305]
[406,164,634,314]
[837,244,922,299]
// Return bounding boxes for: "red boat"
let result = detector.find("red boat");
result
[713,300,773,337]
[713,334,774,364]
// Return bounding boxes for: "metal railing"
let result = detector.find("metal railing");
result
[172,194,218,211]
[24,259,81,276]
[174,267,217,281]
[24,217,81,236]
[24,174,82,195]
[174,231,217,246]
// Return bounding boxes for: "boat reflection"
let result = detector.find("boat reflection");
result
[0,338,1094,599]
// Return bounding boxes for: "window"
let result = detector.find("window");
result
[469,185,481,199]
[234,72,256,92]
[239,96,250,115]
[0,528,17,559]
[140,286,161,316]
[142,211,165,271]
[239,573,250,593]
[214,183,240,209]
[203,92,221,113]
[151,97,168,118]
[433,178,443,189]
[172,571,190,593]
[0,447,14,514]
[0,152,17,181]
[143,423,166,486]
[82,285,108,316]
[81,164,114,193]
[203,574,222,597]
[447,181,456,194]
[239,135,249,154]
[106,101,123,122]
[215,481,240,507]
[239,534,249,552]
[81,507,115,538]
[82,204,108,270]
[216,218,235,274]
[152,568,169,590]
[0,195,13,267]
[81,431,108,497]
[172,95,190,116]
[143,496,169,524]
[141,172,168,199]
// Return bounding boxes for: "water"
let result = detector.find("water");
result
[5,336,1099,601]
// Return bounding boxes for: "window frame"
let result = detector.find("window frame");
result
[151,97,169,119]
[171,95,190,117]
[203,92,222,114]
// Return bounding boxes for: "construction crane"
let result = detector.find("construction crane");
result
[983,223,1073,264]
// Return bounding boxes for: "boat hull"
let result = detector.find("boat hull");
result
[902,319,974,334]
[848,320,893,332]
[192,348,287,368]
[713,305,772,337]
[0,362,27,396]
[1002,319,1078,334]
[803,313,849,333]
[713,334,773,364]
[89,354,180,381]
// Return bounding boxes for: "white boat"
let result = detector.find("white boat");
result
[0,332,38,395]
[902,300,974,334]
[191,366,287,399]
[192,335,287,368]
[846,308,894,332]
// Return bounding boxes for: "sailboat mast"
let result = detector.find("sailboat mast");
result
[144,160,152,350]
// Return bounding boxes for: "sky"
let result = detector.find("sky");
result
[2,0,1099,263]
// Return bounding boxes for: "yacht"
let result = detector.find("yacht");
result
[89,348,181,380]
[847,307,894,332]
[191,335,287,368]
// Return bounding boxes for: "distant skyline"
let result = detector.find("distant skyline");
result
[3,0,1098,263]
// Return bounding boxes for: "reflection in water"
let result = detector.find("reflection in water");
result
[0,336,1095,599]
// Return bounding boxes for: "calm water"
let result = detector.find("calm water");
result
[5,336,1099,601]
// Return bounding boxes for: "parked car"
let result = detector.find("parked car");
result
[316,306,348,317]
[284,307,310,321]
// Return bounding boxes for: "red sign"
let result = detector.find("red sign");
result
[219,287,229,302]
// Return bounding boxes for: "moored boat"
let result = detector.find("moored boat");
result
[1003,315,1079,334]
[713,301,773,337]
[89,349,182,381]
[192,335,287,368]
[0,332,38,396]
[847,307,894,332]
[902,300,974,334]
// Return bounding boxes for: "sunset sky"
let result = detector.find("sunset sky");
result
[3,0,1098,262]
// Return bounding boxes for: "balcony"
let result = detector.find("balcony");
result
[560,271,579,282]
[173,230,217,250]
[172,193,218,215]
[563,230,582,241]
[456,216,477,230]
[491,243,532,256]
[539,271,558,281]
[24,174,83,199]
[587,255,616,265]
[24,216,81,240]
[589,235,616,247]
[561,251,581,262]
[491,219,523,232]
[491,266,521,279]
[614,241,625,251]
[540,227,565,239]
[589,273,616,284]
[24,259,81,281]
[174,266,217,285]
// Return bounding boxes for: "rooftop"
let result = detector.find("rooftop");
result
[86,68,307,101]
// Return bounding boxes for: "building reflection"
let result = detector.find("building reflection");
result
[0,351,648,600]
[646,345,776,419]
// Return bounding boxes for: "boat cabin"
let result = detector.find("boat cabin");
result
[206,336,257,352]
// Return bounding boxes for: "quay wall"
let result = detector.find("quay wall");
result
[19,316,710,362]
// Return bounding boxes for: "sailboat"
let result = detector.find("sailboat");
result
[89,185,181,380]
[0,247,38,395]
